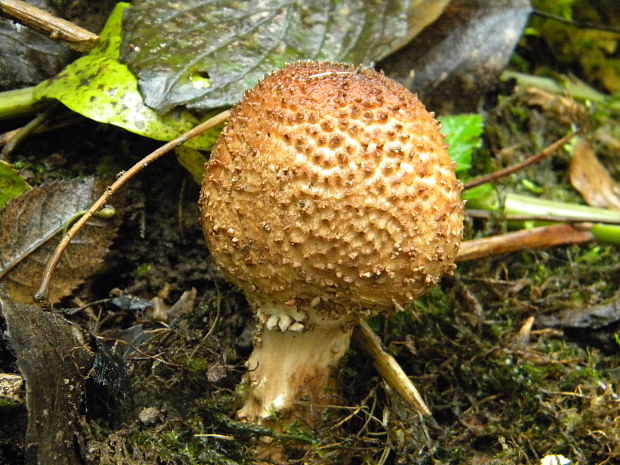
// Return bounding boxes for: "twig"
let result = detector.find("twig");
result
[0,117,81,148]
[456,224,594,262]
[1,105,55,160]
[464,132,577,190]
[533,8,620,35]
[0,0,99,52]
[35,109,231,302]
[353,320,431,416]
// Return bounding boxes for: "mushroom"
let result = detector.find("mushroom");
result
[199,61,464,427]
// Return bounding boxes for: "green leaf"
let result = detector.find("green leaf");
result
[438,114,484,174]
[33,3,222,150]
[121,0,450,112]
[461,183,495,208]
[0,161,30,210]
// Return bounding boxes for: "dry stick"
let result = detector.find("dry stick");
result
[353,321,432,416]
[34,109,231,302]
[464,131,577,190]
[0,0,99,53]
[1,106,54,160]
[456,223,595,262]
[0,118,81,149]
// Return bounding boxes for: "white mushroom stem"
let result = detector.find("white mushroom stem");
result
[237,316,352,426]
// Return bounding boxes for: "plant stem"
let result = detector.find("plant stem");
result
[0,87,41,120]
[503,193,620,224]
[590,224,620,245]
[466,189,620,244]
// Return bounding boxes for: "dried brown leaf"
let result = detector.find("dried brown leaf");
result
[569,138,620,211]
[0,177,121,304]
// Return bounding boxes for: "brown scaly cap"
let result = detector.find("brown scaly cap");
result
[200,61,464,321]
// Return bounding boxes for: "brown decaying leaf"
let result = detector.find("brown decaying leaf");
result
[0,286,92,465]
[0,177,121,304]
[569,138,620,211]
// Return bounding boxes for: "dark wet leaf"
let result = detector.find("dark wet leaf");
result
[0,177,121,304]
[110,292,153,312]
[0,3,72,89]
[84,339,129,427]
[537,298,620,330]
[121,0,449,113]
[380,0,532,114]
[0,287,92,465]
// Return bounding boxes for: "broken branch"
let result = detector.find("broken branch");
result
[0,0,99,52]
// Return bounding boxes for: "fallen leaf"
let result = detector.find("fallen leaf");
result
[516,86,588,127]
[0,287,92,465]
[569,138,620,211]
[121,0,449,112]
[84,339,130,427]
[536,296,620,330]
[34,3,222,151]
[380,0,532,113]
[0,177,121,304]
[0,4,71,88]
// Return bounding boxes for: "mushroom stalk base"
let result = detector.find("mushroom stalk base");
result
[238,320,352,427]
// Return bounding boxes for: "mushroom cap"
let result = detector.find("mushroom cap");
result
[200,61,464,320]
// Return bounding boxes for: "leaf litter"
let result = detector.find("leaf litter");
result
[0,177,121,304]
[1,1,620,464]
[569,137,620,211]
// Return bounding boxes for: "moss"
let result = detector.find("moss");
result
[519,1,620,93]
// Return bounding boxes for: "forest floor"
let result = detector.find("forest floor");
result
[1,2,620,465]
